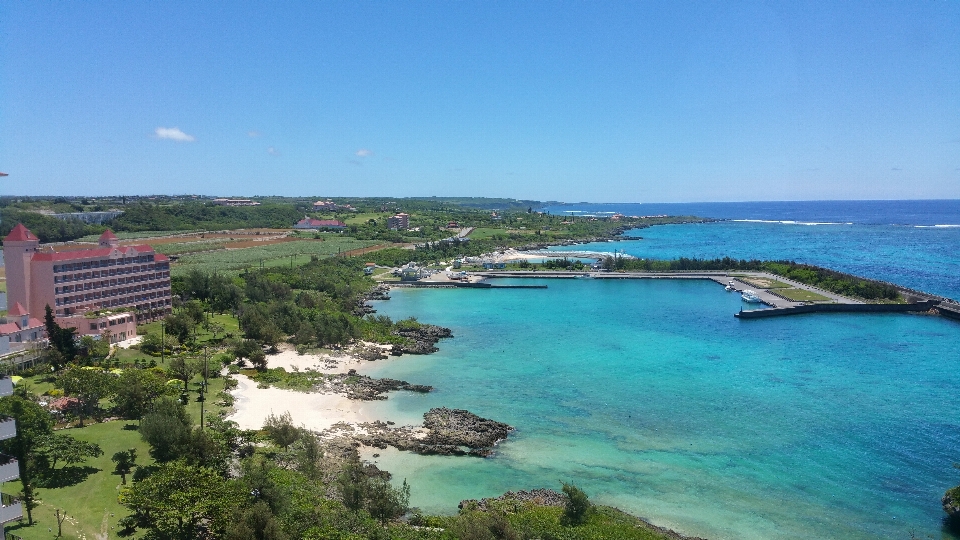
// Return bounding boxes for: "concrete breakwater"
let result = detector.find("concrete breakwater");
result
[735,300,940,319]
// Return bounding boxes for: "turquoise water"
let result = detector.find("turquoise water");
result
[367,278,960,540]
[549,221,960,301]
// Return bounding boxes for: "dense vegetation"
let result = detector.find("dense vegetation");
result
[535,256,902,301]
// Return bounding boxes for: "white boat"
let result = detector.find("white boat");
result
[725,280,736,291]
[741,290,762,303]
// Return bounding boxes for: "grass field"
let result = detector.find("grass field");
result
[170,238,378,276]
[8,374,227,540]
[776,288,833,302]
[138,312,241,345]
[739,277,791,289]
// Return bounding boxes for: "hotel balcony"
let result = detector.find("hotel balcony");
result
[0,455,18,484]
[0,377,11,398]
[0,493,22,524]
[0,418,14,442]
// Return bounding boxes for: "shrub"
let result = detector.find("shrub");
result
[561,482,591,526]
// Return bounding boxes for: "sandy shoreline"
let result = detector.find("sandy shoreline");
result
[226,345,407,432]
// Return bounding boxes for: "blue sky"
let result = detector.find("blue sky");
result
[1,1,958,202]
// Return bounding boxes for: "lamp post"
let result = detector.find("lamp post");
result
[198,346,209,429]
[160,320,165,365]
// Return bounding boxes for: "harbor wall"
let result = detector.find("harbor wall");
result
[736,300,940,319]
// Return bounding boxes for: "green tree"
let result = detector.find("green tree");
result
[366,477,410,525]
[561,482,592,526]
[139,397,192,462]
[35,433,103,470]
[169,357,200,395]
[79,334,110,360]
[44,305,77,362]
[262,411,300,450]
[224,500,287,540]
[114,368,168,421]
[0,395,53,524]
[118,460,243,539]
[55,366,117,426]
[111,448,137,485]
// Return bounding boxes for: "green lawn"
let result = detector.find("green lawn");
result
[138,312,241,345]
[170,238,378,276]
[6,421,152,540]
[776,288,833,302]
[8,374,226,540]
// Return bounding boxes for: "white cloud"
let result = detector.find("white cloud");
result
[155,127,195,142]
[267,146,279,156]
[355,148,373,157]
[248,131,261,138]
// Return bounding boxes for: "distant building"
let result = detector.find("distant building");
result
[446,221,459,228]
[211,198,260,207]
[387,213,409,230]
[364,262,376,275]
[312,200,356,212]
[2,225,172,325]
[294,217,347,230]
[0,302,45,355]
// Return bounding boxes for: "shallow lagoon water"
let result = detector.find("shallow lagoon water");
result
[367,278,960,540]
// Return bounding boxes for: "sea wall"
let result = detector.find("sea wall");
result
[736,300,940,319]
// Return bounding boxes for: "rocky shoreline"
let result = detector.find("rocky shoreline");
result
[322,407,515,458]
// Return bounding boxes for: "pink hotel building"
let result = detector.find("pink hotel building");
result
[3,224,172,341]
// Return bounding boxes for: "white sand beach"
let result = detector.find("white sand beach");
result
[227,345,406,432]
[229,373,382,431]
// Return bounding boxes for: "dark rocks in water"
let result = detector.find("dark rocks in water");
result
[355,284,391,315]
[390,324,453,355]
[340,369,433,400]
[421,407,513,451]
[365,284,391,301]
[356,407,514,458]
[459,488,566,511]
[944,487,960,523]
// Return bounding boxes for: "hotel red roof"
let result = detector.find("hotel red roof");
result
[31,244,157,262]
[6,302,29,317]
[0,316,43,335]
[99,230,118,241]
[4,223,38,242]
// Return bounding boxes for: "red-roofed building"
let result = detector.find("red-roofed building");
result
[2,225,171,328]
[0,302,45,355]
[294,217,346,230]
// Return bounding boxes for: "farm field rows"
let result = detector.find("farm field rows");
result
[170,238,379,275]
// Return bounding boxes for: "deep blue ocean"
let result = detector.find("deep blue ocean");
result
[543,200,960,301]
[360,200,960,540]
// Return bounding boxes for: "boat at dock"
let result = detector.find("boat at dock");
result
[741,290,762,303]
[725,280,736,291]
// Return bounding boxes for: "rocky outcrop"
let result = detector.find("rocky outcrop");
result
[390,324,453,355]
[350,343,389,361]
[356,407,514,457]
[459,489,566,511]
[319,369,432,400]
[354,284,392,315]
[943,486,960,521]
